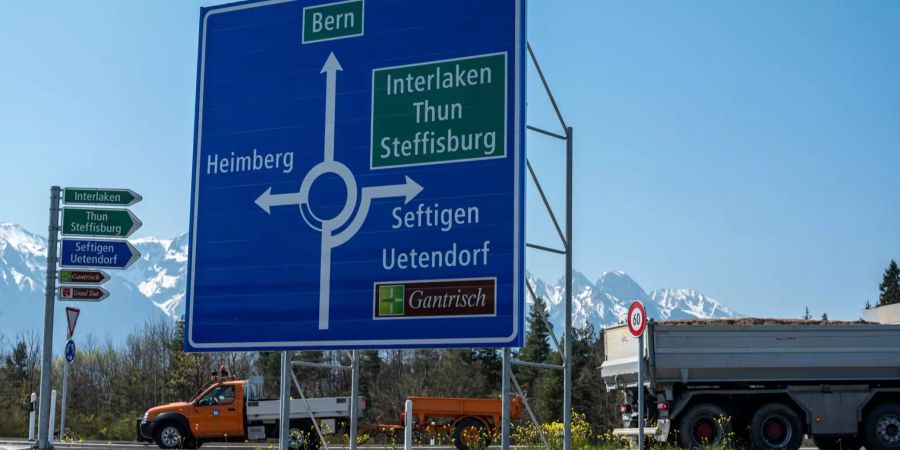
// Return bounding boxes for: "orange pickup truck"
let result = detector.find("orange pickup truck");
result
[139,376,522,450]
[138,377,361,449]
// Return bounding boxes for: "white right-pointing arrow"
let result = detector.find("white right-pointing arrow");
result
[364,176,423,204]
[330,176,423,247]
[254,187,307,214]
[321,52,342,162]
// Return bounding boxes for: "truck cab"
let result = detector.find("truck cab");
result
[140,379,248,449]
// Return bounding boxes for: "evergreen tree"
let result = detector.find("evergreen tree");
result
[515,296,553,399]
[865,300,872,310]
[821,313,828,321]
[257,351,283,398]
[535,324,595,422]
[165,317,195,401]
[879,260,900,306]
[165,317,216,402]
[802,307,813,320]
[535,351,563,421]
[472,348,502,389]
[572,328,618,434]
[358,350,380,398]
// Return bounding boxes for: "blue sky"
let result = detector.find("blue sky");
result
[1,1,897,320]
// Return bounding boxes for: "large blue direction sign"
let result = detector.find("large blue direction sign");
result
[186,0,525,351]
[60,239,141,269]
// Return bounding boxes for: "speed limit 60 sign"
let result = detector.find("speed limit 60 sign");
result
[628,301,646,337]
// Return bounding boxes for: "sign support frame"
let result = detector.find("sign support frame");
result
[502,41,575,450]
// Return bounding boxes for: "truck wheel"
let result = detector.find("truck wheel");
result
[155,422,192,449]
[288,424,321,450]
[679,403,731,448]
[812,435,861,450]
[453,418,490,450]
[750,403,803,449]
[864,403,900,450]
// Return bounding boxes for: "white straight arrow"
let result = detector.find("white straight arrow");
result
[321,52,342,162]
[254,187,307,214]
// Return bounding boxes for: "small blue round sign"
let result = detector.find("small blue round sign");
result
[65,339,75,364]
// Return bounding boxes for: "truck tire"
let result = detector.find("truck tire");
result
[750,403,804,449]
[864,403,900,450]
[154,422,194,449]
[453,418,490,450]
[812,435,862,450]
[679,403,731,448]
[288,423,321,450]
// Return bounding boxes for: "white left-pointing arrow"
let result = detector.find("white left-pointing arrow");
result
[255,187,307,214]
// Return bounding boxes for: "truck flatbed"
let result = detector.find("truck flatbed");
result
[247,397,356,422]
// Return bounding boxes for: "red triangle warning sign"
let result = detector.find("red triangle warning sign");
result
[65,307,80,338]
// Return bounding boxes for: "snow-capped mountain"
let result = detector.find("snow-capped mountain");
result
[527,270,740,331]
[128,234,189,318]
[1,222,739,342]
[0,223,174,342]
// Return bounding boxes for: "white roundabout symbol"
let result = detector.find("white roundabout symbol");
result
[254,52,423,330]
[297,161,358,231]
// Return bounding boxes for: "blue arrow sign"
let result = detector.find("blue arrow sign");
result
[60,239,141,269]
[186,0,525,351]
[65,339,75,364]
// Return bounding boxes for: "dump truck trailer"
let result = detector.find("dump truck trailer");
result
[600,319,900,450]
[360,395,524,450]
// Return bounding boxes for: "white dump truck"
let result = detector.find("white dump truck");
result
[601,319,900,450]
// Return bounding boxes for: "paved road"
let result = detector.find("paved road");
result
[3,442,464,450]
[0,440,828,450]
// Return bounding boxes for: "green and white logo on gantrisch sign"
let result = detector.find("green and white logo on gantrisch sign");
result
[378,285,405,316]
[371,52,507,169]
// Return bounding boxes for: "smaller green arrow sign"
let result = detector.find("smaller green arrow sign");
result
[63,188,142,206]
[61,208,142,238]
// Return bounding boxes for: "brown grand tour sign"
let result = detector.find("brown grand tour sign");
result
[374,278,496,319]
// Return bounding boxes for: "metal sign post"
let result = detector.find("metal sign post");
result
[37,186,61,450]
[60,288,81,441]
[404,400,413,450]
[279,351,291,450]
[59,337,74,441]
[628,301,647,449]
[349,350,360,450]
[501,348,511,449]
